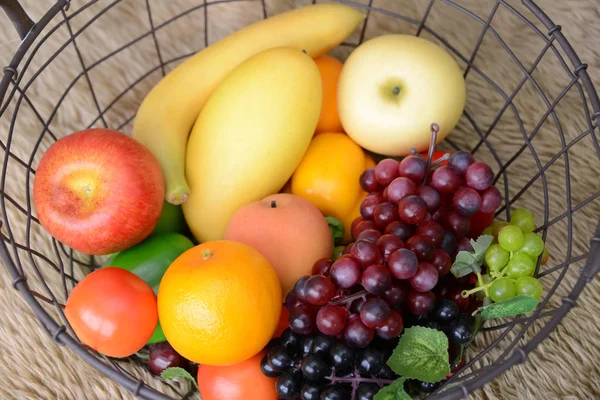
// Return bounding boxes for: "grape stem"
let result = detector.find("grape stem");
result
[330,290,368,307]
[327,369,395,387]
[476,272,489,298]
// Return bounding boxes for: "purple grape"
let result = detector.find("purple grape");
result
[285,290,303,311]
[452,187,481,216]
[431,166,463,194]
[444,210,471,238]
[360,168,379,192]
[382,186,389,201]
[431,249,452,277]
[480,186,502,213]
[384,221,414,241]
[441,230,457,254]
[344,314,375,348]
[359,298,391,329]
[352,220,378,240]
[407,290,436,316]
[387,177,417,204]
[148,343,186,375]
[357,229,382,243]
[351,240,382,268]
[374,202,399,229]
[294,276,311,303]
[304,275,335,306]
[448,151,475,173]
[417,185,441,211]
[360,193,385,220]
[289,304,318,334]
[465,162,494,191]
[398,195,428,225]
[361,264,392,295]
[312,258,333,276]
[317,305,349,336]
[456,237,474,253]
[398,156,427,184]
[375,158,400,186]
[409,262,439,292]
[376,310,404,339]
[416,221,445,247]
[383,280,409,308]
[376,234,405,262]
[330,257,362,289]
[406,234,435,261]
[388,248,419,279]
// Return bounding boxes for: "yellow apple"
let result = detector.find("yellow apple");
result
[337,34,466,156]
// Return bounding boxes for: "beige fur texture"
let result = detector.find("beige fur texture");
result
[0,0,599,399]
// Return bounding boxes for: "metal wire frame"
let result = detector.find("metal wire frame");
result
[0,0,599,399]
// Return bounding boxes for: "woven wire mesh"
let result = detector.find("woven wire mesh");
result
[0,0,599,399]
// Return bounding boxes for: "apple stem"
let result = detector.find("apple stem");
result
[201,249,211,260]
[271,200,277,208]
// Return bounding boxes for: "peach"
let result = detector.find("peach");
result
[225,193,333,296]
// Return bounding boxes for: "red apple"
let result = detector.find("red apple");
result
[33,128,165,255]
[224,193,333,296]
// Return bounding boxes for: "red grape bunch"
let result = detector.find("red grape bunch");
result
[285,140,501,350]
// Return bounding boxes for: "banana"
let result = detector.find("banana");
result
[132,3,365,205]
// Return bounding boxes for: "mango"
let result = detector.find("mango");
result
[183,47,322,242]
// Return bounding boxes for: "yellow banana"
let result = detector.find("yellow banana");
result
[132,3,365,204]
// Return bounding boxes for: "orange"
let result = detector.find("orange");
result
[314,54,344,134]
[157,240,282,366]
[197,350,277,400]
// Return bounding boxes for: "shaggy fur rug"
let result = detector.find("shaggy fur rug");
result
[1,0,599,399]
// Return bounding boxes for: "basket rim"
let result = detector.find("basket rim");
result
[0,1,599,399]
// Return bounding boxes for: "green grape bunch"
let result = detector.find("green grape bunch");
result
[466,207,547,304]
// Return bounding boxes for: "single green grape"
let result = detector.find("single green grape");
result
[485,244,510,271]
[519,232,545,258]
[475,273,492,300]
[482,226,493,236]
[515,276,543,300]
[510,208,535,233]
[506,253,535,278]
[491,220,509,239]
[498,225,524,252]
[490,277,516,302]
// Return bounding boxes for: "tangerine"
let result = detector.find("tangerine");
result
[197,350,277,400]
[314,54,344,134]
[157,240,282,366]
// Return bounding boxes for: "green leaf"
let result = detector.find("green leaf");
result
[471,235,494,257]
[161,367,198,388]
[450,261,474,278]
[387,326,450,383]
[475,295,539,320]
[326,216,345,245]
[450,235,493,278]
[374,378,411,400]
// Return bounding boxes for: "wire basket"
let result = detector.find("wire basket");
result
[1,0,599,399]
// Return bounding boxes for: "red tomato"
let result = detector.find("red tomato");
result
[468,211,495,239]
[420,150,450,166]
[197,350,277,400]
[65,267,158,358]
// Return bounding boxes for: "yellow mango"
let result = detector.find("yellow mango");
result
[183,48,322,242]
